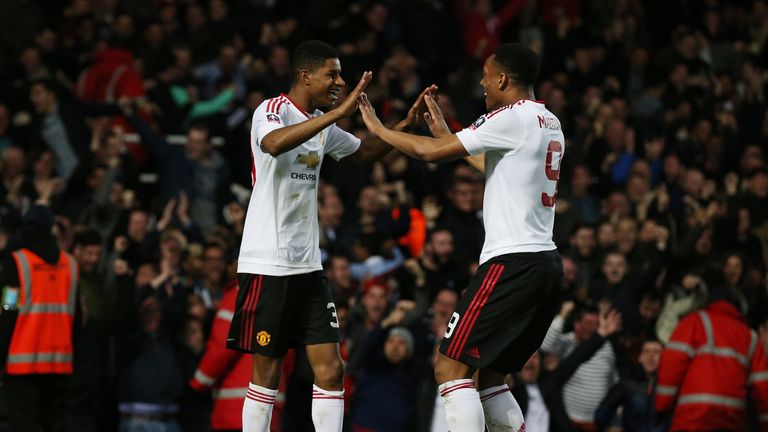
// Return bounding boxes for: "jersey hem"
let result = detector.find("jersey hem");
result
[479,245,557,265]
[237,260,322,276]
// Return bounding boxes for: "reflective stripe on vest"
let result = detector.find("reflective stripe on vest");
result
[666,341,695,357]
[28,303,71,314]
[656,385,678,396]
[750,371,768,384]
[7,352,72,365]
[678,393,745,409]
[699,311,714,345]
[213,388,286,403]
[695,311,749,366]
[216,309,234,322]
[214,388,248,400]
[105,65,128,102]
[12,251,31,313]
[749,330,758,361]
[194,369,216,387]
[698,346,748,367]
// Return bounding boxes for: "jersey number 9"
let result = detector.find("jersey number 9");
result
[541,140,562,207]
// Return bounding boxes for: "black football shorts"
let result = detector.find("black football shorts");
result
[439,250,563,373]
[226,271,341,357]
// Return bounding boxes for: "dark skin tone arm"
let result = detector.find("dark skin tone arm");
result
[357,92,470,163]
[421,93,486,172]
[260,71,373,157]
[344,84,439,166]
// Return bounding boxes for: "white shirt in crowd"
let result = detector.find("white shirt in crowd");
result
[541,315,618,423]
[525,383,550,432]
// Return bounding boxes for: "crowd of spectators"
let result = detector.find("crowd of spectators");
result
[2,0,768,430]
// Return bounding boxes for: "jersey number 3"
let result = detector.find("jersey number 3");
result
[541,140,562,207]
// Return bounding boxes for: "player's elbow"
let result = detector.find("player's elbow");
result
[260,137,283,157]
[417,147,437,162]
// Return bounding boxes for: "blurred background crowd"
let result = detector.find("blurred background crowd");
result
[2,0,768,431]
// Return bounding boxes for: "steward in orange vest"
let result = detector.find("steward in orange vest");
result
[656,296,768,431]
[190,280,288,431]
[0,205,79,432]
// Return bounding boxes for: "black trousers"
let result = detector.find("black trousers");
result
[4,374,70,432]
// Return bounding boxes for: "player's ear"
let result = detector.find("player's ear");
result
[498,72,510,90]
[300,69,311,85]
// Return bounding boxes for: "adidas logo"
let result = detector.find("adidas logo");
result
[466,346,480,359]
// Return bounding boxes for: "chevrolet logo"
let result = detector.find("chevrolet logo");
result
[295,151,321,169]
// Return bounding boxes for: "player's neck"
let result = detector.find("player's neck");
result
[286,89,316,113]
[498,87,535,108]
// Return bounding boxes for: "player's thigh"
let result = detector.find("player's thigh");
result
[489,262,563,373]
[293,271,341,346]
[440,252,562,372]
[439,257,524,363]
[227,273,293,357]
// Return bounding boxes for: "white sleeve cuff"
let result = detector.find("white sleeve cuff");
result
[255,123,283,148]
[455,129,483,156]
[332,136,361,161]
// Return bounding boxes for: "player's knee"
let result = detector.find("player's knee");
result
[314,358,344,389]
[477,369,507,390]
[434,353,472,384]
[251,355,282,388]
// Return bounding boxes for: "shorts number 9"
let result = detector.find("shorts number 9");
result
[444,312,460,339]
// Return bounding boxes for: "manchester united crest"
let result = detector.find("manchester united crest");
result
[256,330,271,346]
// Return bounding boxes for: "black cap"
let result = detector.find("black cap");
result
[22,205,55,230]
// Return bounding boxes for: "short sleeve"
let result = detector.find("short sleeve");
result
[455,109,524,156]
[324,124,362,161]
[252,100,286,148]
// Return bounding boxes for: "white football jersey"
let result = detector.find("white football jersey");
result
[455,99,565,264]
[238,94,360,275]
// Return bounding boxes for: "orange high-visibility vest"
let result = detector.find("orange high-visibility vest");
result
[5,248,78,375]
[393,207,426,257]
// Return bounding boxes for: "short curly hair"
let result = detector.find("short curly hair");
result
[493,43,540,88]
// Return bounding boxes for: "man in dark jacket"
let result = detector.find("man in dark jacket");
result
[70,229,135,432]
[25,79,122,181]
[126,112,231,236]
[595,338,665,432]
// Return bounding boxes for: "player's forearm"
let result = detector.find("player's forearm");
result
[352,137,393,165]
[373,126,441,162]
[261,111,342,156]
[464,154,485,173]
[373,125,468,163]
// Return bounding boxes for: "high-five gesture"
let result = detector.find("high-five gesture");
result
[395,84,439,131]
[260,69,372,157]
[357,92,385,134]
[334,71,372,117]
[423,93,452,138]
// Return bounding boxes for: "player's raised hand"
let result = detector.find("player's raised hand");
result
[357,92,385,133]
[334,71,372,117]
[396,84,438,131]
[423,93,452,138]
